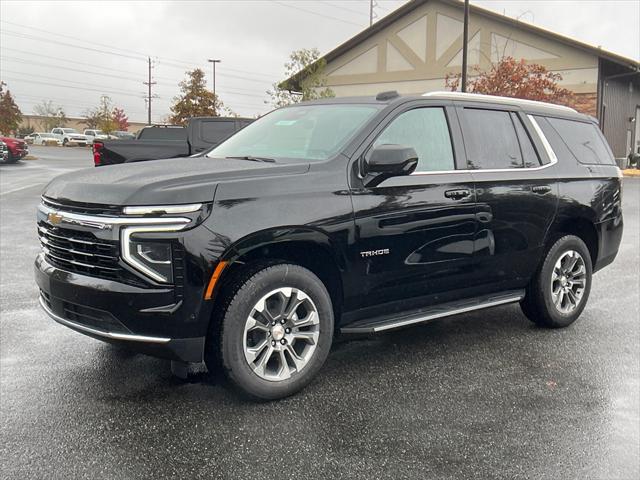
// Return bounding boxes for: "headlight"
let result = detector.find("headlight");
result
[121,224,186,283]
[130,240,173,282]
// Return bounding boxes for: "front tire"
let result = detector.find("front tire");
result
[208,263,334,400]
[521,235,593,328]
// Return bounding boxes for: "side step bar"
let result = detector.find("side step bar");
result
[340,290,525,334]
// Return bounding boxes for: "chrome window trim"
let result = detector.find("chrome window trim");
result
[39,296,171,344]
[121,224,186,283]
[409,114,558,176]
[123,203,202,215]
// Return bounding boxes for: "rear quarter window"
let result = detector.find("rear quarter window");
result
[543,117,615,165]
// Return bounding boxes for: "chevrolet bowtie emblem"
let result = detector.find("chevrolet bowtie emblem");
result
[47,212,63,225]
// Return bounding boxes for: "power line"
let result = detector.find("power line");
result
[2,58,269,104]
[0,47,150,76]
[1,75,146,98]
[0,19,282,81]
[272,1,363,27]
[0,32,276,87]
[0,29,146,61]
[0,20,147,58]
[319,1,369,17]
[1,56,146,83]
[0,50,272,96]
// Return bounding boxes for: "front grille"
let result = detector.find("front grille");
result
[38,223,122,281]
[42,196,122,216]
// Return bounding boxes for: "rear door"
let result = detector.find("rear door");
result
[349,102,477,313]
[457,105,559,289]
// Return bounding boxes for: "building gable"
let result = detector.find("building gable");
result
[323,0,600,97]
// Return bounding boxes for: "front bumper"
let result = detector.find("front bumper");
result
[35,254,205,362]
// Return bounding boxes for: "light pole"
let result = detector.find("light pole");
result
[461,0,469,92]
[208,59,221,114]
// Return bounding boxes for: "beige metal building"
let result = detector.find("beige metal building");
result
[289,0,640,161]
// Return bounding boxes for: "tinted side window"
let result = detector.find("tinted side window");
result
[200,121,237,143]
[139,127,187,141]
[546,117,614,165]
[512,114,541,168]
[462,108,522,169]
[373,107,454,172]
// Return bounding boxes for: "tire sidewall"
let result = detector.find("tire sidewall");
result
[221,264,334,400]
[539,236,593,327]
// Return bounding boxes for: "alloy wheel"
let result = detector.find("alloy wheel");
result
[550,250,587,314]
[243,287,320,382]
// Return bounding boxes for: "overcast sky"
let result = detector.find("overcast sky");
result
[1,0,638,124]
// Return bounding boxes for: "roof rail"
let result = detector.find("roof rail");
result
[422,91,577,113]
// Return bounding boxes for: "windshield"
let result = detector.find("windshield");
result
[207,104,381,161]
[62,129,77,134]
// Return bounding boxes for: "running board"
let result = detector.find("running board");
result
[340,290,525,334]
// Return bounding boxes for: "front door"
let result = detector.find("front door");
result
[349,104,477,315]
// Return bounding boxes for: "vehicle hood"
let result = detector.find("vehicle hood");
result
[42,156,310,206]
[1,136,24,145]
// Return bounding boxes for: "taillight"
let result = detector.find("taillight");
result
[93,142,103,166]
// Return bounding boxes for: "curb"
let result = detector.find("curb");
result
[622,169,640,177]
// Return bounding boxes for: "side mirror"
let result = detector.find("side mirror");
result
[363,144,418,187]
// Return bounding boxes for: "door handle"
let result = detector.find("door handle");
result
[531,185,551,194]
[444,189,471,200]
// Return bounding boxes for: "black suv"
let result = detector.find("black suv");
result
[35,92,623,400]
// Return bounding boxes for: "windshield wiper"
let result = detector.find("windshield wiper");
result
[226,155,276,163]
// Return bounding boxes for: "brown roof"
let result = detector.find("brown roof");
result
[284,0,640,91]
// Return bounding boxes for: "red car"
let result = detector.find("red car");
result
[0,136,29,163]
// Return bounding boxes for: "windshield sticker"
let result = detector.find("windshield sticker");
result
[275,120,297,126]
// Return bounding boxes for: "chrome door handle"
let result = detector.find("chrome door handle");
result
[444,189,471,200]
[532,185,551,194]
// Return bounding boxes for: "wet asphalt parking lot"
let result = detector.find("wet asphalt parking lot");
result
[1,146,639,479]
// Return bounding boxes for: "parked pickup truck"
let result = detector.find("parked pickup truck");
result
[93,116,253,166]
[51,128,89,147]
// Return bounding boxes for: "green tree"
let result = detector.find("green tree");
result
[33,100,67,131]
[269,48,335,108]
[0,82,23,134]
[82,109,102,129]
[170,68,223,125]
[94,96,117,133]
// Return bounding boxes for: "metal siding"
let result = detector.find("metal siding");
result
[602,75,640,159]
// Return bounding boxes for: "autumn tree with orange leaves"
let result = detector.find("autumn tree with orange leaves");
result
[445,56,575,107]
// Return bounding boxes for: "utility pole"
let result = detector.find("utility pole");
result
[369,0,378,26]
[461,0,470,92]
[143,57,156,125]
[208,59,221,115]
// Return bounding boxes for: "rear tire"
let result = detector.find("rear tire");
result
[206,263,334,400]
[521,235,592,328]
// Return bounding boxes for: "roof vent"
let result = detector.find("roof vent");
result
[376,90,400,101]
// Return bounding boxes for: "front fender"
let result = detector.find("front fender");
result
[220,226,348,271]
